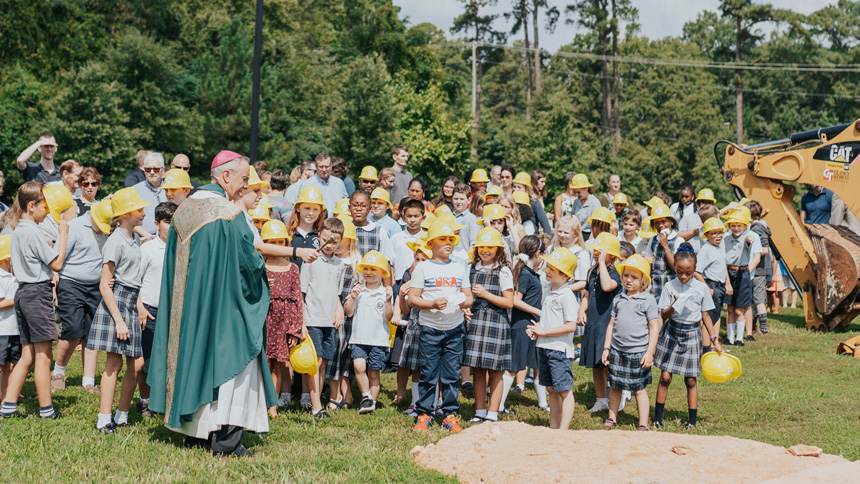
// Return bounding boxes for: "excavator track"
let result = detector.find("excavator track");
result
[807,224,860,331]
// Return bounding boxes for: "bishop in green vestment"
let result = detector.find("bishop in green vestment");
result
[147,152,277,456]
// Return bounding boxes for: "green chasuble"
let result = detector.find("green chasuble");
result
[147,183,277,428]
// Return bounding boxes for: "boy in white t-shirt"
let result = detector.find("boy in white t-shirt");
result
[0,235,19,401]
[345,250,394,415]
[409,220,473,433]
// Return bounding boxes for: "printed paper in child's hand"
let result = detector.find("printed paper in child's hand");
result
[671,292,696,313]
[430,292,466,314]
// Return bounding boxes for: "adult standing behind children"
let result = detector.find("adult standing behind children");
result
[124,150,150,188]
[132,152,168,237]
[16,134,61,183]
[597,174,622,208]
[389,145,412,204]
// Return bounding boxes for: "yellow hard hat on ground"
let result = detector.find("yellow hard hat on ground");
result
[612,193,629,207]
[407,239,433,259]
[427,220,461,246]
[541,247,578,278]
[359,166,379,181]
[470,169,490,183]
[724,206,751,226]
[616,254,652,284]
[111,187,151,218]
[483,185,503,203]
[513,172,532,188]
[585,232,621,258]
[0,235,11,261]
[90,199,113,234]
[569,174,592,190]
[248,166,269,190]
[648,203,675,222]
[474,227,505,248]
[370,187,391,206]
[701,217,726,238]
[250,204,271,222]
[334,198,351,217]
[290,335,318,375]
[588,206,617,226]
[512,190,530,205]
[435,204,453,217]
[420,212,437,231]
[478,204,507,226]
[261,220,289,241]
[643,196,664,209]
[296,186,326,210]
[159,169,193,190]
[696,188,716,203]
[701,352,742,383]
[341,218,357,241]
[43,185,74,223]
[357,250,390,278]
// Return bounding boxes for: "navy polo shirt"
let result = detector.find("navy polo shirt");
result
[290,228,320,268]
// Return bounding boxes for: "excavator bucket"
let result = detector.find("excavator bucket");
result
[807,224,860,329]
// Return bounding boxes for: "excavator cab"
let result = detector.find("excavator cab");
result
[717,120,860,331]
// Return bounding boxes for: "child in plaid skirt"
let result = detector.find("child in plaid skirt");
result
[654,243,724,429]
[464,227,514,423]
[88,188,151,433]
[643,204,681,301]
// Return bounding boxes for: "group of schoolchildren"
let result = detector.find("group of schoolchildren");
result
[0,151,770,435]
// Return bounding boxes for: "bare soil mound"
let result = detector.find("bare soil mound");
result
[412,421,859,483]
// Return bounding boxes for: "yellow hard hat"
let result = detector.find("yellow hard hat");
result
[473,227,505,248]
[420,212,437,231]
[696,188,716,203]
[248,166,269,190]
[427,219,461,246]
[258,193,274,209]
[478,204,507,226]
[701,217,726,238]
[541,247,578,278]
[111,187,151,217]
[616,254,652,284]
[585,232,621,258]
[250,204,271,222]
[0,235,11,261]
[261,220,289,241]
[359,165,379,181]
[90,199,113,234]
[435,212,465,231]
[724,206,751,226]
[42,185,74,223]
[569,174,592,190]
[612,193,629,207]
[643,196,664,208]
[637,224,658,239]
[512,190,530,205]
[700,352,742,383]
[334,198,351,217]
[648,203,675,222]
[470,169,490,183]
[341,218,357,241]
[588,206,617,226]
[296,186,326,210]
[289,335,318,375]
[356,250,390,278]
[370,187,391,206]
[407,239,433,259]
[389,321,397,347]
[435,204,453,217]
[483,185,503,203]
[513,172,532,188]
[159,169,193,190]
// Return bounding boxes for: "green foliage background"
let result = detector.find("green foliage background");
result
[1,0,858,203]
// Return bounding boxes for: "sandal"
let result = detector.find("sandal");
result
[327,399,348,410]
[638,425,649,431]
[603,419,617,428]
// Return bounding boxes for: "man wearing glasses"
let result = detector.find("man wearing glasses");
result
[288,153,348,210]
[16,134,61,183]
[132,152,168,237]
[171,154,202,190]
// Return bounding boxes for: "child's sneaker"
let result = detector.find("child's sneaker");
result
[413,414,432,431]
[403,404,417,417]
[511,385,524,395]
[441,414,463,433]
[538,405,550,413]
[50,374,66,392]
[434,405,443,416]
[588,399,609,413]
[358,397,375,414]
[468,415,484,423]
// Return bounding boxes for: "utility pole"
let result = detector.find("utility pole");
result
[249,0,264,161]
[471,41,478,160]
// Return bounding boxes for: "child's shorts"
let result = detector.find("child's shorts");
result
[306,326,335,360]
[537,347,574,392]
[705,279,726,323]
[0,335,21,365]
[56,278,102,341]
[727,268,752,308]
[15,281,57,344]
[141,304,158,374]
[351,344,389,371]
[752,274,767,306]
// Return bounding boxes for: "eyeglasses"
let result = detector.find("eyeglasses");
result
[144,167,163,173]
[174,166,190,172]
[81,181,100,188]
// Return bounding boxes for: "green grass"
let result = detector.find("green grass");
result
[1,309,858,482]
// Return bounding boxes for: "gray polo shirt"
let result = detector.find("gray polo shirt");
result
[696,242,726,283]
[300,254,347,327]
[610,291,659,353]
[658,278,714,324]
[60,214,108,285]
[133,179,168,235]
[573,194,601,233]
[38,216,60,245]
[11,219,58,283]
[721,229,761,266]
[102,228,142,288]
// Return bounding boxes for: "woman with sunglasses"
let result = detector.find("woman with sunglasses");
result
[74,167,102,217]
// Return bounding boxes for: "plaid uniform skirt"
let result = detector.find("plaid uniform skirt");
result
[463,307,511,371]
[325,316,353,380]
[654,319,702,377]
[398,318,421,371]
[87,284,142,357]
[608,348,653,391]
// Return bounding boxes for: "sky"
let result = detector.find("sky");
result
[392,0,834,52]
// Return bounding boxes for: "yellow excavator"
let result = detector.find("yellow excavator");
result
[717,120,860,331]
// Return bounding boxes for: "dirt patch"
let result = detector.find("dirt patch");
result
[412,421,859,483]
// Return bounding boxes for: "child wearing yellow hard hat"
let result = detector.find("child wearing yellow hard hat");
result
[0,235,18,404]
[653,242,724,430]
[390,199,426,290]
[327,217,362,410]
[525,247,579,430]
[587,206,617,240]
[721,205,762,347]
[369,187,401,237]
[395,237,432,417]
[286,186,327,269]
[695,216,730,351]
[469,168,490,194]
[410,219,474,433]
[463,227,514,424]
[643,203,681,301]
[600,252,660,430]
[159,168,193,206]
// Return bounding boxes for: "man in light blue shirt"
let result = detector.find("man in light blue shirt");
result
[132,152,168,236]
[289,154,347,211]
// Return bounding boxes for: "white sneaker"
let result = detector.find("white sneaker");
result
[404,405,417,417]
[538,405,551,413]
[588,399,609,413]
[300,394,312,410]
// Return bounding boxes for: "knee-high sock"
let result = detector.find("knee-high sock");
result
[727,320,736,342]
[499,373,515,411]
[735,320,745,342]
[534,381,548,408]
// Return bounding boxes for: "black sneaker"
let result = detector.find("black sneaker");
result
[720,336,731,345]
[744,335,756,342]
[735,339,745,347]
[460,381,473,392]
[214,444,255,458]
[358,397,375,414]
[41,411,62,420]
[312,409,331,420]
[499,408,517,416]
[683,422,696,430]
[0,410,27,419]
[94,422,116,434]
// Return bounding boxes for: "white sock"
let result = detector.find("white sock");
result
[735,320,746,342]
[301,392,309,400]
[727,321,736,342]
[81,376,95,388]
[52,364,67,376]
[139,398,149,405]
[411,383,420,405]
[486,410,498,421]
[516,384,525,392]
[475,408,487,418]
[499,373,515,411]
[535,381,548,408]
[279,392,289,399]
[361,391,371,400]
[114,410,129,425]
[97,413,112,428]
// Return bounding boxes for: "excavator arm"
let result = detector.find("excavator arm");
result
[718,120,860,331]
